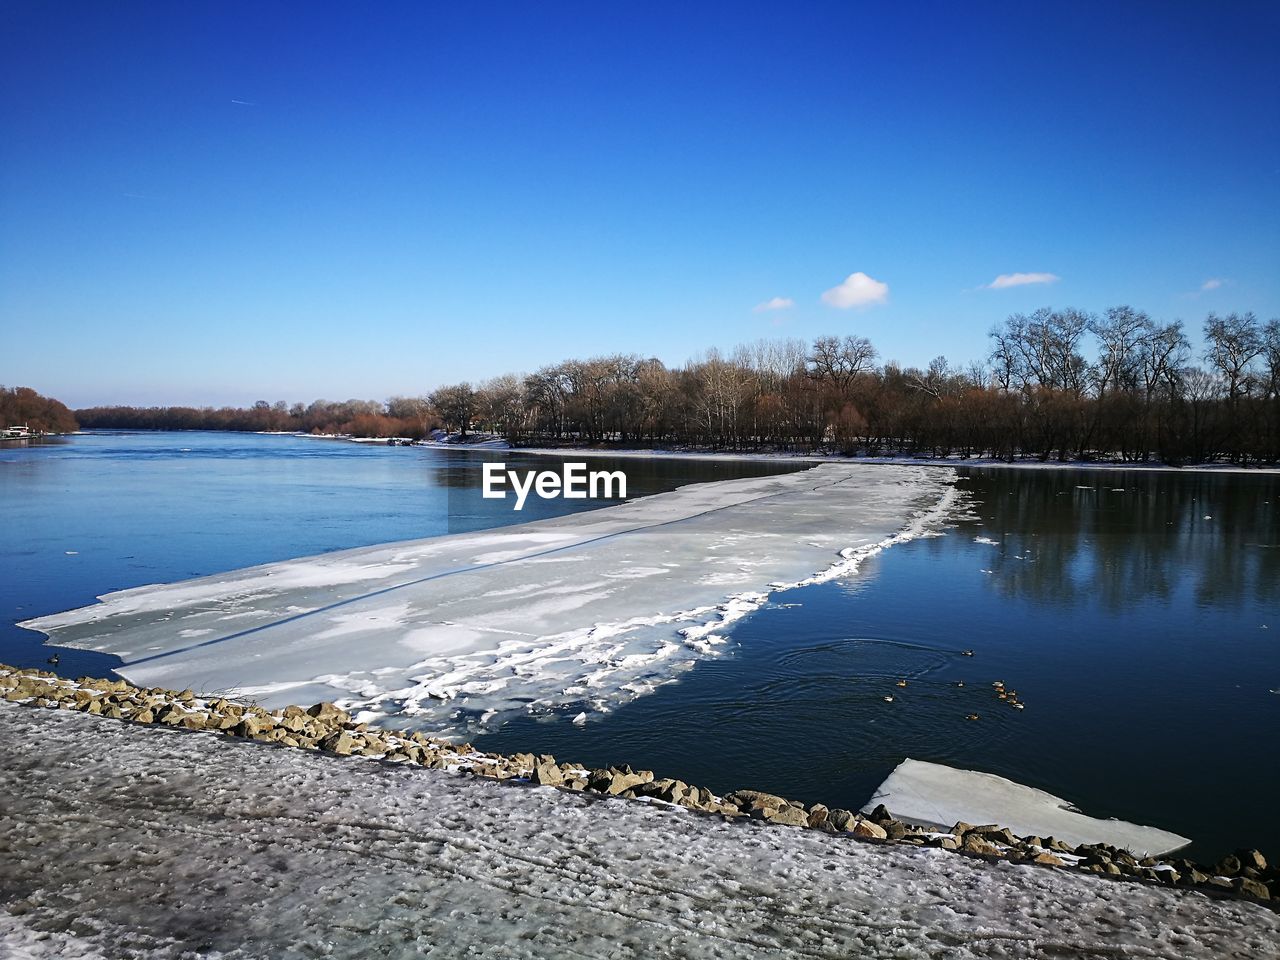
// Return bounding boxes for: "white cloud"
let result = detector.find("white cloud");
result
[987,272,1060,289]
[820,272,889,309]
[1200,278,1223,291]
[752,296,794,313]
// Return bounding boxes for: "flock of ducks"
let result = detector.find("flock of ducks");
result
[991,680,1025,709]
[879,656,1028,720]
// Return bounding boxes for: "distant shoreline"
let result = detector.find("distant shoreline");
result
[284,431,1280,476]
[47,428,1280,475]
[508,445,1280,476]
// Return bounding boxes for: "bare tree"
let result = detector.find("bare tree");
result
[1204,312,1263,402]
[1260,318,1280,399]
[428,383,476,437]
[387,396,434,436]
[992,308,1091,396]
[1089,306,1150,398]
[1138,322,1189,398]
[474,376,525,438]
[807,335,878,397]
[906,356,954,399]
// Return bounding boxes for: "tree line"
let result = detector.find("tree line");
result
[0,386,78,434]
[74,398,433,439]
[72,307,1280,465]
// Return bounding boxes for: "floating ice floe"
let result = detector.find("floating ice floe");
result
[21,464,957,737]
[864,759,1190,856]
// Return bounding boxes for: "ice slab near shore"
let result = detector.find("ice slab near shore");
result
[3,702,1275,960]
[21,463,957,736]
[865,759,1191,856]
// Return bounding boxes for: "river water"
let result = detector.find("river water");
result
[3,432,1277,859]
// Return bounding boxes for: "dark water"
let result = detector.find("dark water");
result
[478,468,1280,861]
[4,434,1278,860]
[0,432,803,676]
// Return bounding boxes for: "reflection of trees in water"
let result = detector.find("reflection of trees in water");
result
[958,469,1280,612]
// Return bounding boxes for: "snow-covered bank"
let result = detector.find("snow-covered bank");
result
[275,431,511,448]
[11,665,1271,900]
[2,701,1276,960]
[21,464,954,735]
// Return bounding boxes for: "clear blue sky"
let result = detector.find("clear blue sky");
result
[2,1,1277,407]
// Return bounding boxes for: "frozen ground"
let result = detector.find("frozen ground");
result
[2,702,1276,960]
[22,464,955,736]
[865,760,1190,856]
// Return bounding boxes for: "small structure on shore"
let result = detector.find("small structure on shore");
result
[1,424,37,441]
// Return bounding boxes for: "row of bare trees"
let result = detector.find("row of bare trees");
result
[73,308,1280,464]
[0,386,78,434]
[422,309,1278,464]
[74,398,429,438]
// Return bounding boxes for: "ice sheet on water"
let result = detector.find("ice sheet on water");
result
[22,464,957,736]
[865,759,1191,856]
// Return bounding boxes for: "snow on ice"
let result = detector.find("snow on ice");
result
[865,759,1191,856]
[21,464,956,736]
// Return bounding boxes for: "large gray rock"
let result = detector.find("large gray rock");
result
[606,772,648,796]
[307,702,350,724]
[1233,878,1270,901]
[531,761,564,786]
[319,731,357,756]
[828,809,856,832]
[637,778,688,804]
[882,820,908,841]
[967,825,1017,847]
[1214,855,1242,877]
[961,836,1004,857]
[766,806,809,827]
[231,715,270,738]
[852,820,888,841]
[588,768,647,796]
[1237,849,1268,872]
[725,790,789,814]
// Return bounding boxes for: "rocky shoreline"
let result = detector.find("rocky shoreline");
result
[2,663,1275,909]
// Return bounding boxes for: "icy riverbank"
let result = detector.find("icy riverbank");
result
[2,700,1277,960]
[21,464,955,735]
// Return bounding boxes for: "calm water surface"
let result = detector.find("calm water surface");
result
[4,433,1278,859]
[479,467,1280,860]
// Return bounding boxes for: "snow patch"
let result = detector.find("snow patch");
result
[865,759,1190,856]
[2,702,1274,959]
